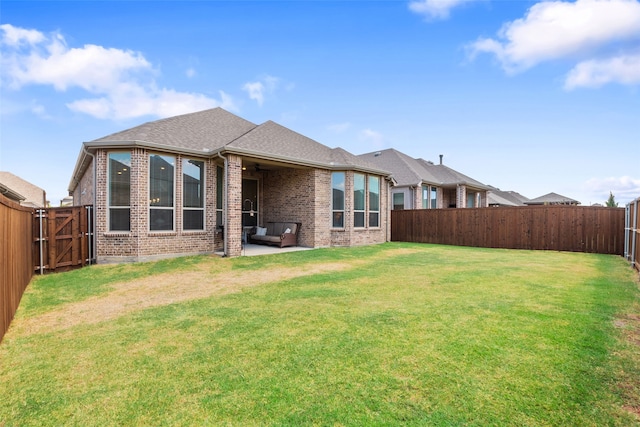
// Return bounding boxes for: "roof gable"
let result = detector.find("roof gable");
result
[228,121,387,172]
[91,107,257,152]
[525,192,580,205]
[359,149,488,190]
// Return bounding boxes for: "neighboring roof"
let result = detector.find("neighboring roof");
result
[524,192,580,205]
[358,148,489,190]
[0,171,46,207]
[487,186,530,206]
[70,108,390,192]
[0,182,25,203]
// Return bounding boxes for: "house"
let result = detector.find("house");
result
[524,192,580,206]
[358,149,489,210]
[68,108,393,262]
[487,186,530,207]
[0,171,47,208]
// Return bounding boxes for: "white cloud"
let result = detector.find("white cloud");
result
[585,176,640,204]
[409,0,469,20]
[359,129,384,148]
[242,75,280,106]
[467,0,640,87]
[328,122,351,133]
[565,52,640,89]
[0,24,231,119]
[242,81,266,106]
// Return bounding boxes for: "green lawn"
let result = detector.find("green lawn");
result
[1,243,639,426]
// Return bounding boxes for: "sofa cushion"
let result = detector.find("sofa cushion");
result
[252,234,281,243]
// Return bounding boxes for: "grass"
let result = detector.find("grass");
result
[1,242,639,426]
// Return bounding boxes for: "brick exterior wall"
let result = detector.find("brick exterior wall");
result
[261,167,330,248]
[224,154,243,257]
[72,158,95,206]
[83,148,390,262]
[93,148,218,263]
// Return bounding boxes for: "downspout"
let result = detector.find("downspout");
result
[82,145,97,264]
[217,152,228,257]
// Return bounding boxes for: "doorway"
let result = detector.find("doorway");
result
[242,178,259,228]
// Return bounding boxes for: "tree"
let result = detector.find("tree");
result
[605,191,618,208]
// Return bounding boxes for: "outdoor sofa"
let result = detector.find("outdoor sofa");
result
[249,221,300,248]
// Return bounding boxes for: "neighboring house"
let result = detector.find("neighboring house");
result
[60,196,74,207]
[524,192,581,206]
[487,186,530,207]
[358,149,489,210]
[0,171,47,208]
[68,108,393,262]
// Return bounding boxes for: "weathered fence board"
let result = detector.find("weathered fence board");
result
[1,194,34,343]
[392,205,625,255]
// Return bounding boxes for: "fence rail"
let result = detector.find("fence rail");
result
[1,194,34,343]
[392,205,625,255]
[1,201,94,343]
[33,206,94,274]
[626,197,640,276]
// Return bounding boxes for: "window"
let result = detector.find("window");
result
[149,154,175,231]
[331,172,345,228]
[369,176,380,227]
[216,165,223,227]
[422,184,429,209]
[108,152,131,231]
[467,192,476,208]
[431,186,437,209]
[183,159,204,230]
[353,173,365,227]
[393,193,404,210]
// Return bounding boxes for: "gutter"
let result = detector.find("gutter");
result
[217,152,228,257]
[82,140,391,177]
[82,145,97,264]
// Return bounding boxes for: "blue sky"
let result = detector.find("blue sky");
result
[1,0,639,206]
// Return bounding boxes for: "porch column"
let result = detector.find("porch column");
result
[225,154,243,257]
[456,184,466,208]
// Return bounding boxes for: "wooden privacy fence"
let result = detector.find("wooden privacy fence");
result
[1,194,34,343]
[626,197,640,276]
[392,205,625,255]
[33,206,94,274]
[1,200,94,342]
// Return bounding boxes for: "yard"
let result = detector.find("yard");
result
[1,242,639,426]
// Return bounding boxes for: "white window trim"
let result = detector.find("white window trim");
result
[369,175,380,228]
[149,153,176,232]
[354,173,366,228]
[182,158,206,231]
[107,151,131,233]
[331,171,346,229]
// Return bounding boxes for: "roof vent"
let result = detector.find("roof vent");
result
[374,151,382,157]
[439,154,443,165]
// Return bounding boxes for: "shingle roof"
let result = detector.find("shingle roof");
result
[487,186,530,206]
[91,107,257,152]
[226,120,382,171]
[525,192,580,205]
[71,108,390,192]
[359,149,488,190]
[0,171,46,207]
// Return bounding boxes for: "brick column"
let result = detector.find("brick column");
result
[456,185,466,208]
[225,154,243,257]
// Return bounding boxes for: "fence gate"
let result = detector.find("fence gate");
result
[33,205,94,274]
